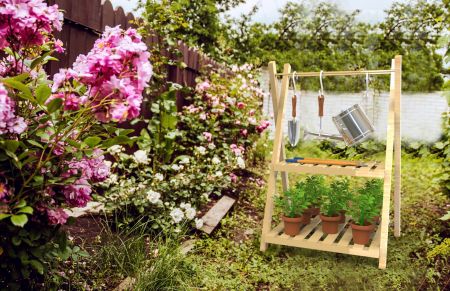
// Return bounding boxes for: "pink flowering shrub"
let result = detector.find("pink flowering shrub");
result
[0,0,152,285]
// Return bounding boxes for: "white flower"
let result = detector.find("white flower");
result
[107,145,123,155]
[215,171,223,177]
[208,143,216,150]
[195,146,206,155]
[180,157,190,164]
[171,164,183,171]
[237,156,245,169]
[154,173,164,181]
[195,218,204,229]
[180,202,191,209]
[212,157,220,164]
[170,208,184,223]
[104,160,112,168]
[109,174,118,184]
[185,207,196,220]
[133,150,149,164]
[146,189,161,204]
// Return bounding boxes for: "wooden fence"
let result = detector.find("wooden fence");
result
[46,0,228,109]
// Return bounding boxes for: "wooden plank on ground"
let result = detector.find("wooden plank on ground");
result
[199,196,236,234]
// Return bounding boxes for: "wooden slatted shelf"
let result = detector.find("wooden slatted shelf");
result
[264,216,380,259]
[260,57,402,269]
[272,161,384,178]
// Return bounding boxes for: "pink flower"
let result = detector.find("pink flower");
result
[65,149,110,183]
[202,132,212,142]
[0,0,63,51]
[256,120,270,133]
[249,109,255,116]
[237,102,246,109]
[47,208,69,225]
[240,129,248,137]
[63,178,92,207]
[0,83,27,134]
[230,144,245,156]
[53,26,152,122]
[230,173,238,183]
[199,113,207,120]
[54,39,64,53]
[196,81,210,92]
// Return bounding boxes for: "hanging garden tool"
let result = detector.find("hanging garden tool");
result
[318,70,325,135]
[287,72,300,147]
[302,70,375,146]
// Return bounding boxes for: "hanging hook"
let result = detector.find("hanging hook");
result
[291,71,297,96]
[319,70,324,95]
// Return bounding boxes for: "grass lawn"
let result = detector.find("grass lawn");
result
[185,141,449,290]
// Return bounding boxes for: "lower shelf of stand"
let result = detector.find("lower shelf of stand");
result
[264,216,381,258]
[272,160,384,178]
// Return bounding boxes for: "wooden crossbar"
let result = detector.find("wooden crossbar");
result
[260,56,402,270]
[275,69,394,77]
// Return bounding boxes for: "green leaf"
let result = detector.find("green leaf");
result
[14,200,26,209]
[29,260,44,275]
[11,214,28,227]
[17,206,33,215]
[47,98,63,113]
[36,84,51,105]
[2,79,33,100]
[84,136,102,148]
[12,236,21,246]
[4,140,20,153]
[0,213,11,221]
[27,140,44,149]
[439,211,450,221]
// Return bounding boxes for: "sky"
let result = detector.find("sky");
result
[110,0,404,24]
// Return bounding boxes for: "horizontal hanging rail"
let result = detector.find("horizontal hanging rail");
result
[275,69,394,77]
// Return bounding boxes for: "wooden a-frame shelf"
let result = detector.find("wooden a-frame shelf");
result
[260,56,402,269]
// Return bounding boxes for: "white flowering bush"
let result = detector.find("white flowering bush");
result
[100,65,268,233]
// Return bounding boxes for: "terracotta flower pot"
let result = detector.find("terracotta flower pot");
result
[301,210,312,225]
[339,210,346,223]
[309,206,320,217]
[320,214,341,234]
[350,222,375,245]
[282,215,302,236]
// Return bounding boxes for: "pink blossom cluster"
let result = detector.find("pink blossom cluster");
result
[0,0,63,50]
[230,144,245,156]
[0,83,27,134]
[256,120,270,133]
[47,208,68,225]
[62,149,110,207]
[196,81,211,93]
[52,26,152,122]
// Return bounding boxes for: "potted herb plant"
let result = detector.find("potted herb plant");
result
[349,179,382,244]
[302,175,327,216]
[320,179,350,234]
[275,187,311,236]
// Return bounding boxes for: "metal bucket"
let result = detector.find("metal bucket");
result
[332,104,374,146]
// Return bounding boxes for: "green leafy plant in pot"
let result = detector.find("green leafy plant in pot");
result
[302,175,327,217]
[319,179,350,234]
[349,179,382,244]
[275,188,311,236]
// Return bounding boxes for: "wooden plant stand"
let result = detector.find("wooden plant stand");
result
[260,56,402,269]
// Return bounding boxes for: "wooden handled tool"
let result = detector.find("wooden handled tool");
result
[292,94,297,118]
[318,94,324,117]
[296,158,366,167]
